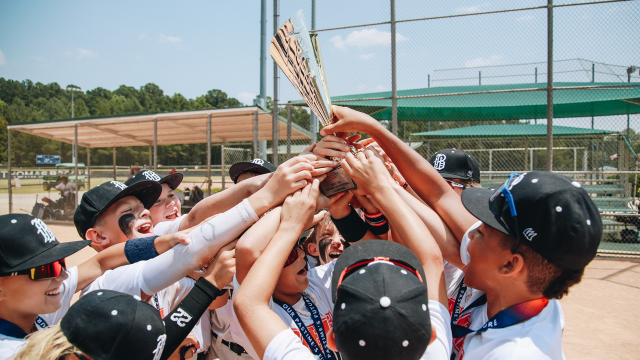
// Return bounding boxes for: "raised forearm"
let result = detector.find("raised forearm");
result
[236,207,283,284]
[182,181,253,230]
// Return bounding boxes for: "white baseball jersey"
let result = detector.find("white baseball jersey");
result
[153,214,187,236]
[226,261,337,360]
[262,300,453,360]
[0,267,79,360]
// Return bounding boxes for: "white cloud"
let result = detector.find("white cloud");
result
[359,53,375,60]
[76,48,98,59]
[465,55,503,68]
[0,49,6,65]
[330,29,407,49]
[159,34,182,44]
[236,92,256,105]
[516,15,535,21]
[456,3,489,13]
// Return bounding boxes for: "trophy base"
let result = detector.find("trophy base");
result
[320,166,357,197]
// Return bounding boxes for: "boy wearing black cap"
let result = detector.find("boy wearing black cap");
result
[234,153,452,360]
[429,148,481,195]
[230,158,278,184]
[125,169,185,229]
[321,105,603,360]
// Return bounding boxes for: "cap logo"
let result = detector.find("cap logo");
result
[507,173,527,190]
[152,334,167,360]
[31,218,55,243]
[251,158,265,165]
[433,154,446,170]
[109,181,127,190]
[142,171,161,181]
[169,307,193,327]
[467,170,473,177]
[523,228,537,241]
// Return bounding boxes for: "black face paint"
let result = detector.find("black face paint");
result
[118,213,136,237]
[318,237,347,263]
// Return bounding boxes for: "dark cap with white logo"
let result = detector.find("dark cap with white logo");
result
[0,214,89,276]
[125,170,183,191]
[429,148,480,182]
[74,180,162,240]
[229,159,277,184]
[331,240,432,360]
[61,289,167,360]
[461,171,602,270]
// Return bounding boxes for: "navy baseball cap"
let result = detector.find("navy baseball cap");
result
[125,169,183,190]
[429,148,480,182]
[229,159,277,184]
[461,171,602,270]
[74,180,162,239]
[331,241,432,360]
[0,214,89,275]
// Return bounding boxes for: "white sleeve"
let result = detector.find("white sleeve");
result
[444,261,464,300]
[420,301,453,360]
[307,260,336,308]
[460,221,482,265]
[38,266,78,326]
[153,215,186,236]
[81,262,146,297]
[263,329,318,360]
[54,183,63,190]
[140,199,259,296]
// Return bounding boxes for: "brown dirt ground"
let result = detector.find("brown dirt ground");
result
[48,224,640,360]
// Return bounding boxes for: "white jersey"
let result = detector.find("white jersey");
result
[450,222,566,360]
[262,300,452,360]
[81,261,146,297]
[228,261,337,360]
[154,214,187,236]
[0,267,79,360]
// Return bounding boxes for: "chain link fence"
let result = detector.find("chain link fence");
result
[278,0,640,255]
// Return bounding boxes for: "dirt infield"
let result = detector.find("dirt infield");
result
[48,223,639,360]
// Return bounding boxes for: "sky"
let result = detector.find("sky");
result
[0,0,638,129]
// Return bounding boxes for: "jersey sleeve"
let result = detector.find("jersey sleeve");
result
[263,329,318,360]
[420,300,453,360]
[80,262,146,298]
[153,215,186,236]
[460,221,482,266]
[38,266,79,327]
[306,260,336,308]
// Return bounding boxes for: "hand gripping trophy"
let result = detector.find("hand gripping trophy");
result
[271,10,358,196]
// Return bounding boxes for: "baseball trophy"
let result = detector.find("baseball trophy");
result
[271,10,357,196]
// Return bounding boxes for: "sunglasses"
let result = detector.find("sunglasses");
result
[336,257,423,288]
[446,179,466,190]
[489,173,521,254]
[8,259,67,281]
[284,245,305,268]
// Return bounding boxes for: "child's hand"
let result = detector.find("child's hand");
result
[327,191,354,219]
[204,239,238,289]
[342,150,393,195]
[281,180,326,232]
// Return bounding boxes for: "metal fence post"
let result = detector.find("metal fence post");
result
[287,104,292,159]
[221,144,226,190]
[7,128,11,214]
[74,124,79,206]
[391,0,398,136]
[148,145,152,168]
[254,110,259,159]
[87,147,91,189]
[112,147,116,180]
[546,0,554,171]
[153,119,158,172]
[272,0,279,166]
[207,114,211,196]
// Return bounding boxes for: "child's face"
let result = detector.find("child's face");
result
[274,247,310,297]
[0,270,69,318]
[313,222,346,265]
[462,223,511,292]
[150,184,181,224]
[95,196,153,247]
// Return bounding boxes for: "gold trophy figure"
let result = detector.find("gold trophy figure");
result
[271,10,357,196]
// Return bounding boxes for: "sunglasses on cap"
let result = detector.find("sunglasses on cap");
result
[446,179,466,190]
[4,259,67,281]
[284,245,306,268]
[336,257,423,288]
[489,173,521,254]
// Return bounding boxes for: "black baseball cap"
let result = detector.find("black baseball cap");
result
[74,180,162,239]
[429,148,480,182]
[229,159,277,184]
[0,214,90,275]
[331,240,432,360]
[61,289,167,360]
[125,169,183,190]
[461,171,602,270]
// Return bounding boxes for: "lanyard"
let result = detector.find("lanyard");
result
[274,295,336,360]
[451,283,549,338]
[0,316,47,339]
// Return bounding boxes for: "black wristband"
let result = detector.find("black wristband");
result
[124,236,160,264]
[331,207,369,243]
[194,277,227,299]
[363,211,390,236]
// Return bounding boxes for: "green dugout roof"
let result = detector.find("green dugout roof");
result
[411,124,616,138]
[291,82,640,121]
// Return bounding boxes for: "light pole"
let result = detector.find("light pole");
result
[66,85,81,163]
[66,84,81,208]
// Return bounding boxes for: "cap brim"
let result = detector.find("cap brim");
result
[229,163,272,183]
[460,187,512,236]
[4,240,91,273]
[160,173,183,190]
[94,181,162,225]
[331,240,426,303]
[438,172,469,180]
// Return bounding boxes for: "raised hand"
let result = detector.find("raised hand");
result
[204,239,238,289]
[327,191,354,219]
[313,135,351,159]
[297,152,340,178]
[256,156,314,208]
[281,179,326,232]
[320,105,381,137]
[341,150,394,196]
